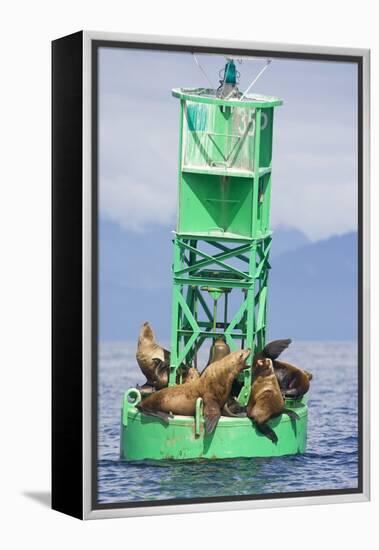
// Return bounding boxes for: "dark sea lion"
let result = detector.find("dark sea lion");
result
[136,322,170,389]
[253,338,292,366]
[254,338,312,397]
[137,349,251,434]
[247,358,299,443]
[272,360,313,398]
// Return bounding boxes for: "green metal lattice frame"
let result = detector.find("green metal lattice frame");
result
[169,234,272,405]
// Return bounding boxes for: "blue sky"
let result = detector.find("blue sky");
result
[98,47,358,341]
[99,47,357,241]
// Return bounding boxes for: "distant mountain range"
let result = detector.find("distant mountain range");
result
[270,226,310,258]
[267,231,357,340]
[99,221,357,341]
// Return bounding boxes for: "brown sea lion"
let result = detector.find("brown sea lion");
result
[202,337,241,416]
[231,338,292,397]
[205,339,244,416]
[254,338,312,397]
[272,360,313,399]
[136,322,170,389]
[247,358,299,443]
[251,337,312,397]
[137,349,251,434]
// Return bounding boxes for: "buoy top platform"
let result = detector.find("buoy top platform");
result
[172,87,283,108]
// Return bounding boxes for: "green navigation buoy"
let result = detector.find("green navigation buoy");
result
[121,60,308,460]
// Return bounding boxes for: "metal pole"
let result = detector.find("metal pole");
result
[240,59,272,101]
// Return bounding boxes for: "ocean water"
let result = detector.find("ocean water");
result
[98,341,358,503]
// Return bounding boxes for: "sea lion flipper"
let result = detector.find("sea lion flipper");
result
[283,388,301,398]
[137,406,173,423]
[282,408,300,421]
[204,412,221,434]
[222,404,247,418]
[203,396,221,434]
[256,423,278,444]
[222,397,247,418]
[136,383,156,395]
[263,339,292,360]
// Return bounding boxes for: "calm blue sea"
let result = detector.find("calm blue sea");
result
[98,341,358,503]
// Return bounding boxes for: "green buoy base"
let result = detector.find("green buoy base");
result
[120,389,308,461]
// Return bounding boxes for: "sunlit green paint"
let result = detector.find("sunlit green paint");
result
[172,88,283,108]
[121,391,308,461]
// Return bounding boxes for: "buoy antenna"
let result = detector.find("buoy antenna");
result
[240,58,272,100]
[192,53,215,90]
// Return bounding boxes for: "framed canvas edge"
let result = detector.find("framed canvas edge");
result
[81,30,370,520]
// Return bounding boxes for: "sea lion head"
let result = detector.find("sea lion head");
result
[253,357,274,378]
[139,321,155,343]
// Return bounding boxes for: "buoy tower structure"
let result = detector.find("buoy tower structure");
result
[121,59,308,460]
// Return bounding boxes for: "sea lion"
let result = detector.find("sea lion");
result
[231,338,292,397]
[137,348,251,434]
[205,338,244,417]
[254,338,312,397]
[253,338,292,366]
[136,322,170,389]
[247,358,299,443]
[272,360,313,398]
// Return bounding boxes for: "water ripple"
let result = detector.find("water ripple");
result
[98,341,359,503]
